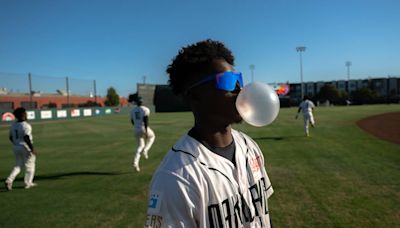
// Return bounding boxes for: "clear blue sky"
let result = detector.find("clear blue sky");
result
[1,0,399,96]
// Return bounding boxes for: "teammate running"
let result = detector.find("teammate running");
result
[145,39,274,227]
[296,96,316,137]
[130,96,155,172]
[5,107,37,191]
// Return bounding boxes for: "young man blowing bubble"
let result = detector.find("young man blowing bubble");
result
[145,39,274,227]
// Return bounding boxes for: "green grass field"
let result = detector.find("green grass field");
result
[0,105,399,227]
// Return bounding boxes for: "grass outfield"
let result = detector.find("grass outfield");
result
[0,104,399,227]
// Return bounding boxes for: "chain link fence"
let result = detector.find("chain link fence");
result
[0,72,97,109]
[0,72,95,96]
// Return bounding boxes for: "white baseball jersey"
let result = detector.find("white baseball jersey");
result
[145,129,273,228]
[9,121,33,152]
[131,106,150,132]
[299,99,315,115]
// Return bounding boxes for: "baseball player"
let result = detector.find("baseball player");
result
[145,40,274,227]
[130,96,155,172]
[5,107,37,191]
[296,96,316,136]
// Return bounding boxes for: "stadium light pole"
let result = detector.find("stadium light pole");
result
[345,61,352,81]
[66,77,70,107]
[296,46,306,99]
[249,64,255,82]
[28,72,33,109]
[93,80,97,104]
[345,61,352,93]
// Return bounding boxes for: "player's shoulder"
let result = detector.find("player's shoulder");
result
[164,135,199,163]
[21,121,32,131]
[232,129,255,146]
[142,106,150,115]
[9,122,17,130]
[154,134,201,175]
[232,129,263,156]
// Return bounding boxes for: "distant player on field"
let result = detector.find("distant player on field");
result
[5,107,37,191]
[130,96,155,172]
[145,39,274,227]
[296,96,316,137]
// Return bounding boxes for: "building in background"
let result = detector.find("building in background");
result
[136,83,190,112]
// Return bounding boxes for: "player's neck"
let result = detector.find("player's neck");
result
[191,123,233,148]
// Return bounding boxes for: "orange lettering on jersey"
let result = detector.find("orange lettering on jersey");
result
[249,156,261,172]
[145,215,163,228]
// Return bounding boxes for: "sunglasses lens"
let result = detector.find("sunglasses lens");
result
[215,72,243,91]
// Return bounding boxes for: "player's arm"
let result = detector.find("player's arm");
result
[8,128,13,143]
[130,112,135,126]
[23,135,35,155]
[296,107,301,119]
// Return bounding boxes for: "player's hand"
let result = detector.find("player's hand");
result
[31,150,37,156]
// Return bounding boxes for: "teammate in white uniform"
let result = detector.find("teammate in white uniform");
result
[296,96,316,136]
[5,107,37,191]
[145,39,274,227]
[131,97,155,172]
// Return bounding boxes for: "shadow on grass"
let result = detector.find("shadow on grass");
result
[253,135,305,141]
[1,171,129,192]
[36,171,128,180]
[1,171,128,183]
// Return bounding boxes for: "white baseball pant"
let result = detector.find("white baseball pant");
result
[6,146,36,186]
[133,128,155,167]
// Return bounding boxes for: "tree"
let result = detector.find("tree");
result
[317,84,340,102]
[350,88,377,104]
[105,87,120,106]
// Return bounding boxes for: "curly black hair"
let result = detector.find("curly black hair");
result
[166,39,235,95]
[13,107,26,120]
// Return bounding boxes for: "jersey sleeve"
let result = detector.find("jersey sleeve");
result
[298,101,303,109]
[23,123,33,143]
[145,171,200,227]
[143,107,150,116]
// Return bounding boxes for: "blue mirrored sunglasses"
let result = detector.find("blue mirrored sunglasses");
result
[186,71,244,93]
